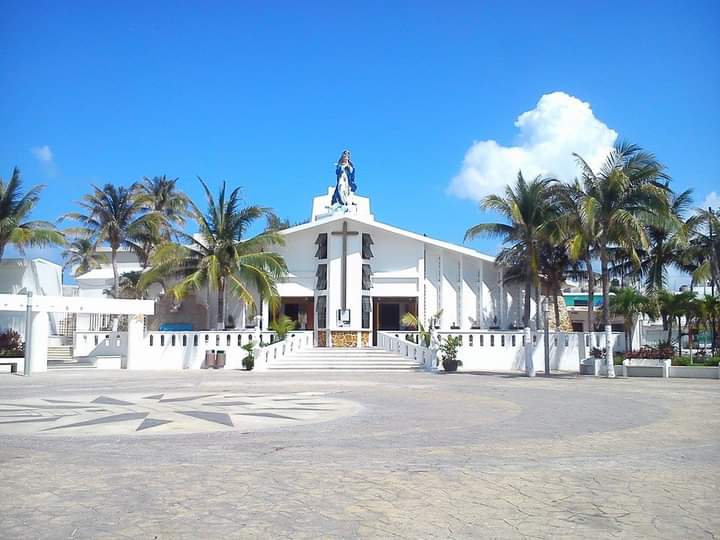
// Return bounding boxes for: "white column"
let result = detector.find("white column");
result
[261,299,269,332]
[524,327,535,377]
[498,268,505,328]
[28,310,49,373]
[125,314,145,370]
[477,265,484,328]
[605,324,615,378]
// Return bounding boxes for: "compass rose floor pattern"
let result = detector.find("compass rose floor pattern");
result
[0,392,359,436]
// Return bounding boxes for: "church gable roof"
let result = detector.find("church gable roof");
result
[279,213,495,262]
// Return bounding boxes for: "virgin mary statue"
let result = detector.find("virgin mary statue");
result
[331,149,357,207]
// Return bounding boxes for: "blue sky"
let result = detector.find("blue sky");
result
[2,1,719,288]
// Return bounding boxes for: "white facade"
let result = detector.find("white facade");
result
[274,189,529,346]
[0,258,63,335]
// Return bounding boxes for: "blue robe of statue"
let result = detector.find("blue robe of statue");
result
[332,161,357,206]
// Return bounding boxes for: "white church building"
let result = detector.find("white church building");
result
[73,170,531,348]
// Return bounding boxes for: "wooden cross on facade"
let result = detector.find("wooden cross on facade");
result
[331,220,359,312]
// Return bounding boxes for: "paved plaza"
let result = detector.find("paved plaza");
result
[0,369,718,539]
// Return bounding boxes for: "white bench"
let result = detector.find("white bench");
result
[94,355,122,369]
[0,358,23,374]
[622,358,670,378]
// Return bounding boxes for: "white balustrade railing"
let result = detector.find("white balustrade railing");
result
[379,330,618,373]
[254,331,314,370]
[74,331,128,357]
[73,329,311,370]
[377,332,436,370]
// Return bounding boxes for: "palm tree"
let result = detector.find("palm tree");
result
[556,182,600,332]
[62,238,107,277]
[63,183,158,297]
[570,142,670,328]
[538,244,579,329]
[686,207,720,293]
[614,189,692,292]
[0,167,64,261]
[144,178,287,330]
[269,314,296,340]
[609,287,657,350]
[465,172,559,328]
[130,176,189,266]
[657,290,695,346]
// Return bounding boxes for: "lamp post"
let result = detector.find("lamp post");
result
[23,291,33,376]
[543,298,550,376]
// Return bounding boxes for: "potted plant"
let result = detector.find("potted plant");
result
[241,342,255,371]
[439,335,462,372]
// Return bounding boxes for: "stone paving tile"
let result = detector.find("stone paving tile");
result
[0,370,718,538]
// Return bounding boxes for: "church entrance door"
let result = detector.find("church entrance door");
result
[372,297,417,345]
[275,297,314,331]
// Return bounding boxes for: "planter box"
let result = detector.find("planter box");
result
[623,358,670,378]
[669,366,719,379]
[579,357,602,375]
[0,356,24,374]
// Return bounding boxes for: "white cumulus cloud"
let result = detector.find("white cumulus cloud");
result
[701,192,720,210]
[449,92,618,201]
[31,145,54,163]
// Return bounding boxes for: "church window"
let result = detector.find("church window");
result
[315,233,328,259]
[362,264,373,290]
[362,296,371,329]
[316,296,327,329]
[316,264,327,290]
[362,233,374,259]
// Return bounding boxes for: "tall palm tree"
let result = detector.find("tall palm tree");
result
[556,181,600,332]
[0,167,64,261]
[63,183,158,297]
[538,243,579,329]
[613,189,692,292]
[130,176,189,266]
[569,142,670,327]
[144,178,287,330]
[609,287,657,350]
[686,207,720,293]
[465,172,559,328]
[62,238,107,277]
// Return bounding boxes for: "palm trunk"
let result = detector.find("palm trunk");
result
[111,248,119,298]
[553,287,561,329]
[523,271,532,328]
[535,280,542,330]
[0,243,5,262]
[217,277,226,330]
[585,255,595,332]
[600,248,611,327]
[666,316,673,344]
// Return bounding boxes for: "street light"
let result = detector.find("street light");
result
[543,298,550,376]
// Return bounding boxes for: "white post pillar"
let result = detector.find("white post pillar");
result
[125,314,145,370]
[524,327,535,377]
[261,299,269,332]
[28,310,49,373]
[605,324,615,378]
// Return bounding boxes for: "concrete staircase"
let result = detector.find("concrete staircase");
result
[268,347,424,371]
[47,345,97,369]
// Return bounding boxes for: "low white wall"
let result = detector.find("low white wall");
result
[668,366,719,379]
[378,330,616,373]
[75,330,311,370]
[435,331,614,373]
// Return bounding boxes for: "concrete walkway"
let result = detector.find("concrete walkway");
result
[0,369,717,538]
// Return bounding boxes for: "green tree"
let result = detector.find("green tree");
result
[0,167,64,261]
[63,183,159,297]
[570,142,670,327]
[131,175,189,266]
[62,238,107,277]
[609,287,658,350]
[686,207,720,292]
[145,178,287,330]
[465,172,559,328]
[657,290,695,346]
